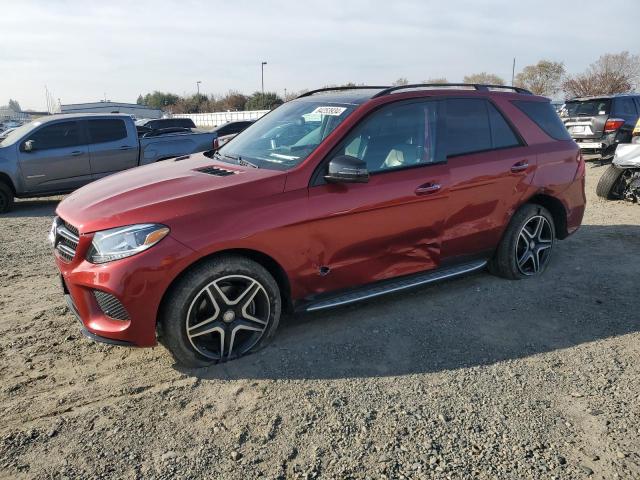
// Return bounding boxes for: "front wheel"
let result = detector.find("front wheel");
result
[160,255,281,367]
[489,204,555,280]
[0,182,14,214]
[596,165,625,199]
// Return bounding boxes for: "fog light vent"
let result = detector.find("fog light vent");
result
[93,290,129,321]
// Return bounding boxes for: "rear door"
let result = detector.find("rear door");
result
[18,120,91,193]
[87,118,138,179]
[441,98,532,261]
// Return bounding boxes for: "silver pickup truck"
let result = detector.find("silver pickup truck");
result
[0,113,215,212]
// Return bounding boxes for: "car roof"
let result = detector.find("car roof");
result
[568,93,639,101]
[32,113,133,123]
[294,84,537,105]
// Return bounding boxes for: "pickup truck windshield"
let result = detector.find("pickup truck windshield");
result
[217,101,357,170]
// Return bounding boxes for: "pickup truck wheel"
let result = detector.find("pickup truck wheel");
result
[488,204,555,280]
[159,255,281,367]
[0,182,14,213]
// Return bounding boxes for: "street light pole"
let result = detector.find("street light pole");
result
[261,62,267,96]
[196,80,202,97]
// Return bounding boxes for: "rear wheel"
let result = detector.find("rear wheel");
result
[0,182,14,214]
[160,255,281,367]
[596,165,625,199]
[489,204,555,280]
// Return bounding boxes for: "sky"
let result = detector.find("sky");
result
[1,0,638,110]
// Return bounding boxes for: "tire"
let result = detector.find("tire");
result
[0,181,14,214]
[596,165,625,199]
[159,255,281,367]
[488,204,556,280]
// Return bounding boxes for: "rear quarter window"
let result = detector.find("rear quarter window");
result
[88,119,128,143]
[512,100,572,141]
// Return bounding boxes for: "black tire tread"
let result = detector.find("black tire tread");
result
[596,165,624,199]
[0,181,14,214]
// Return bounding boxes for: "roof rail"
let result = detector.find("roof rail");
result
[371,83,533,98]
[297,86,390,99]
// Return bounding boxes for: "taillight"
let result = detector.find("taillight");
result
[604,118,625,133]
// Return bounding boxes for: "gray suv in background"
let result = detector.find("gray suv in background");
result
[0,113,216,212]
[562,94,640,160]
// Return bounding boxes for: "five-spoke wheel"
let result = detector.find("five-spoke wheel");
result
[515,215,553,275]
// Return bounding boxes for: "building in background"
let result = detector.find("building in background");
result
[60,101,163,119]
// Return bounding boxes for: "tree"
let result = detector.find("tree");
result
[423,77,448,84]
[136,94,144,105]
[392,77,409,86]
[138,91,180,110]
[8,99,21,112]
[218,90,248,111]
[563,51,640,97]
[463,72,505,85]
[245,92,283,110]
[515,60,565,96]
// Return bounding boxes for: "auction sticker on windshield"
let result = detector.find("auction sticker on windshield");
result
[311,106,347,116]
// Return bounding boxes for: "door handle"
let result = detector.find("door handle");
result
[70,151,84,157]
[510,161,529,173]
[415,183,441,195]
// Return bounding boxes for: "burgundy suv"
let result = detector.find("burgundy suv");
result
[51,84,586,367]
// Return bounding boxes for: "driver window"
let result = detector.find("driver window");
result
[334,100,443,174]
[29,121,82,150]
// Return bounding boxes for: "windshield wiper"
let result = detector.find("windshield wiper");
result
[237,157,259,169]
[215,150,259,169]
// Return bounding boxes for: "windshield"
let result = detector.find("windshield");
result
[216,100,357,170]
[564,99,611,117]
[0,121,37,146]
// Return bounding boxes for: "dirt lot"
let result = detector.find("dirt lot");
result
[0,164,638,480]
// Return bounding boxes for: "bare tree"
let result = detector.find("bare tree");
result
[392,77,409,86]
[515,60,565,96]
[463,72,505,85]
[563,51,640,97]
[423,77,449,84]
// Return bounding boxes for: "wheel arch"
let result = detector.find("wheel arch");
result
[157,248,294,328]
[0,172,16,194]
[525,193,569,239]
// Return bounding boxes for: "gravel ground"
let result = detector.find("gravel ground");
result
[0,164,639,480]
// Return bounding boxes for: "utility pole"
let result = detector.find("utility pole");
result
[196,81,202,97]
[261,61,267,96]
[511,57,516,86]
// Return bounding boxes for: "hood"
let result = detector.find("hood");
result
[56,153,287,233]
[613,144,640,168]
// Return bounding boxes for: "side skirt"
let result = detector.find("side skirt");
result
[299,259,487,313]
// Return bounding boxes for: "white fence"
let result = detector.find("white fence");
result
[173,110,269,128]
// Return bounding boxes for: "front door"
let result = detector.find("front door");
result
[18,120,91,193]
[303,99,450,296]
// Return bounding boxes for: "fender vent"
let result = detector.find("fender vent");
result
[194,166,237,177]
[93,290,129,321]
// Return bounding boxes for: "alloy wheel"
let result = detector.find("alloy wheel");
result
[515,215,553,275]
[185,274,270,361]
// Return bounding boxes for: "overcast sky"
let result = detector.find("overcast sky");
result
[1,0,637,110]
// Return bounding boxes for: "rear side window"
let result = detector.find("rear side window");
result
[487,103,521,149]
[88,119,128,143]
[512,100,572,141]
[29,121,82,150]
[445,98,491,157]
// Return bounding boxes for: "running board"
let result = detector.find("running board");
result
[304,260,487,312]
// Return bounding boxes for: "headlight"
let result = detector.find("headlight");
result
[86,224,170,264]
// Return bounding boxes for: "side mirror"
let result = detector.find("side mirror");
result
[324,155,369,184]
[23,140,35,152]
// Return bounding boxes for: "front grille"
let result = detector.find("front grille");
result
[54,217,80,263]
[194,166,237,177]
[93,290,130,321]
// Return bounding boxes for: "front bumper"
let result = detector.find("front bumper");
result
[55,233,196,347]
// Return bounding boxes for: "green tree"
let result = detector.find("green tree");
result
[515,60,565,96]
[139,91,180,110]
[218,90,248,111]
[136,94,144,105]
[245,92,284,110]
[8,99,21,112]
[463,72,505,85]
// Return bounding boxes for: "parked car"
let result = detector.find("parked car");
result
[211,120,256,149]
[136,118,197,130]
[561,94,640,160]
[596,143,640,202]
[0,113,217,212]
[51,84,585,367]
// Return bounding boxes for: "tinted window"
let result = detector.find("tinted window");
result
[565,99,611,117]
[487,103,521,149]
[512,100,572,141]
[616,97,638,116]
[445,99,491,157]
[145,118,195,129]
[88,119,127,143]
[29,121,82,150]
[334,100,444,173]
